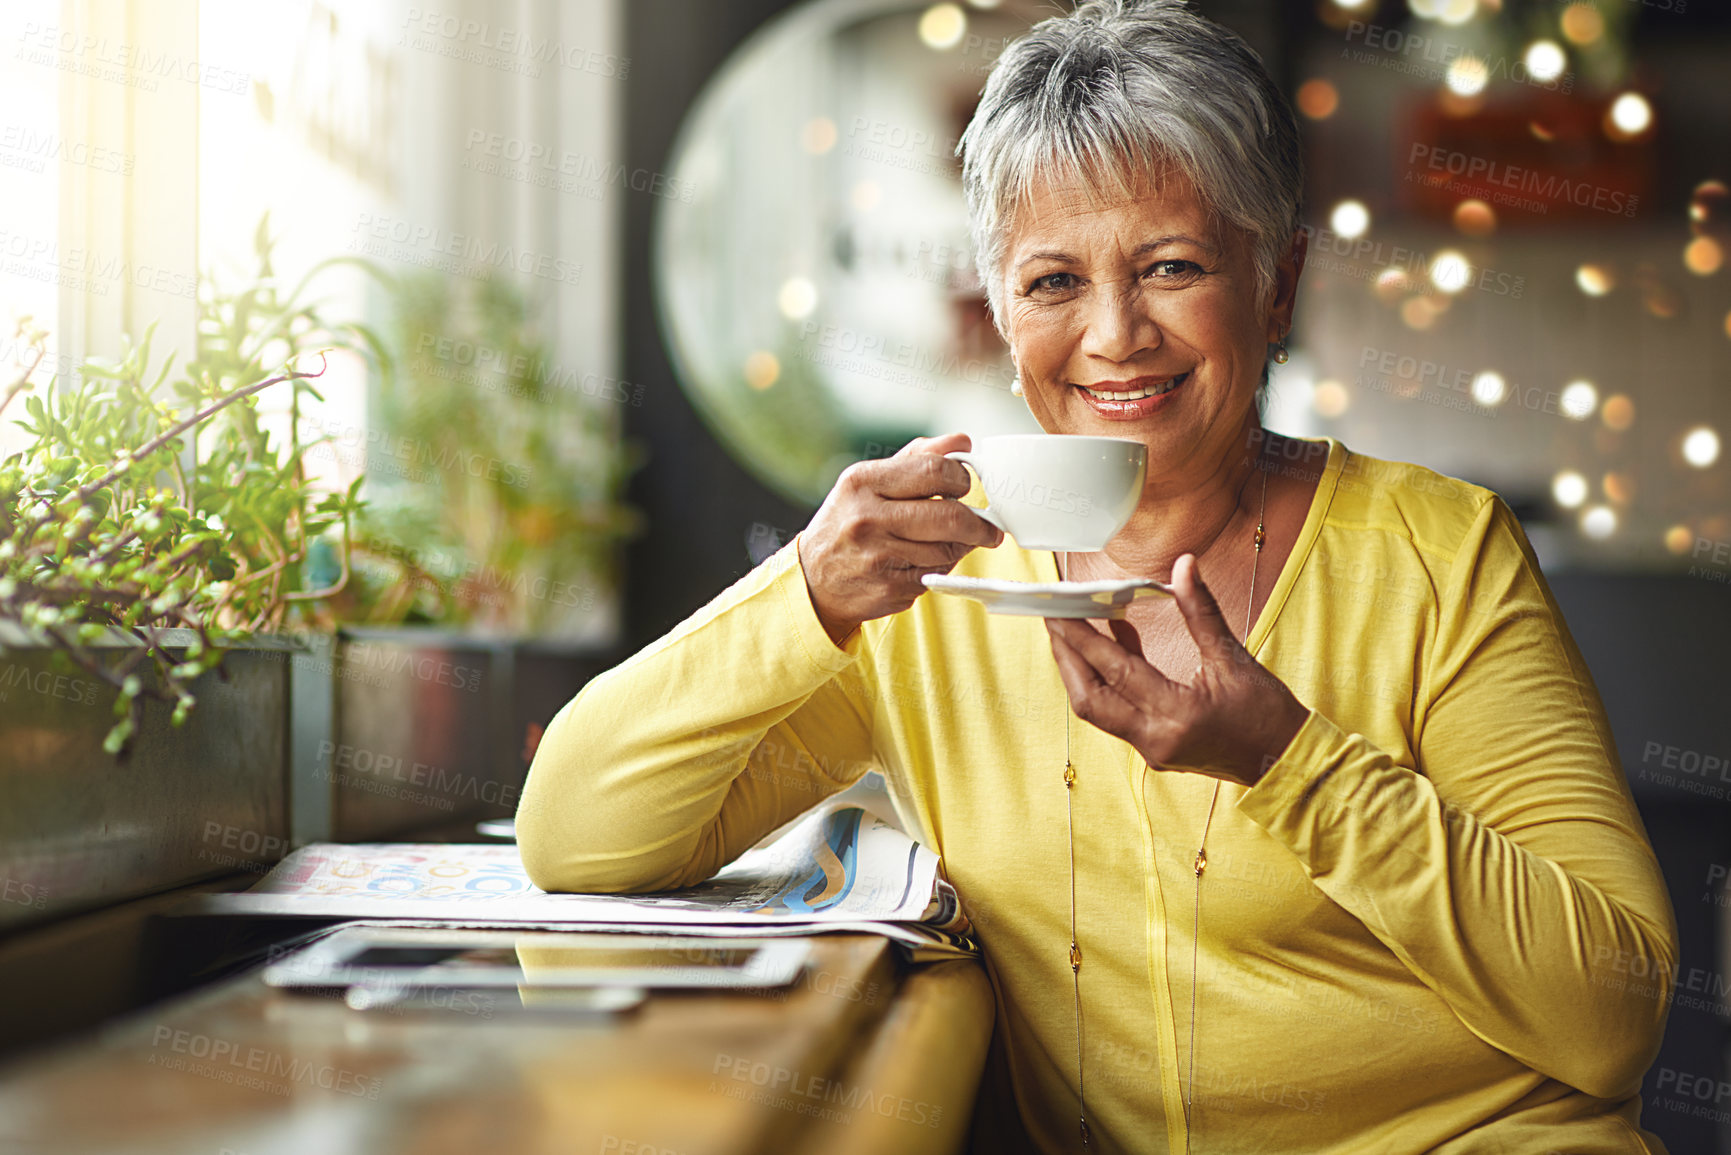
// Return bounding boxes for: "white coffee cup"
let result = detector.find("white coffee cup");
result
[946,435,1147,551]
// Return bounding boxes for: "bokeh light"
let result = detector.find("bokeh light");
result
[1580,505,1617,540]
[850,180,882,212]
[1690,180,1730,243]
[1560,3,1605,46]
[1453,200,1496,237]
[1553,470,1589,508]
[1330,199,1370,239]
[1401,296,1442,329]
[1683,426,1722,468]
[1436,0,1478,25]
[1523,41,1566,83]
[743,351,781,391]
[1607,93,1653,139]
[1446,56,1490,98]
[1603,472,1635,505]
[1296,78,1340,120]
[1665,525,1695,555]
[1313,379,1350,418]
[1575,264,1615,296]
[1601,394,1636,431]
[799,117,837,155]
[917,3,967,49]
[777,277,818,320]
[1560,379,1598,420]
[1428,250,1472,294]
[1470,370,1506,407]
[1684,237,1723,277]
[1374,269,1411,303]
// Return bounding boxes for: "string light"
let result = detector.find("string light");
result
[1330,200,1370,239]
[1580,505,1617,540]
[1428,250,1472,294]
[1607,93,1653,139]
[1560,380,1598,420]
[1446,55,1489,97]
[1523,41,1566,83]
[778,277,818,320]
[918,3,967,50]
[1575,264,1615,296]
[1683,427,1721,469]
[744,351,781,391]
[1313,379,1350,418]
[1296,79,1340,120]
[1470,371,1506,407]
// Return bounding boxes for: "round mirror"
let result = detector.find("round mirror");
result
[654,0,1049,506]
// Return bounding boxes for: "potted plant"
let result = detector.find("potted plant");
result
[0,222,634,937]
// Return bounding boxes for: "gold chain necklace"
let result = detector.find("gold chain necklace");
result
[1060,455,1268,1150]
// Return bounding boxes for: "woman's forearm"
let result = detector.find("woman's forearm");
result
[1239,710,1675,1100]
[516,541,877,894]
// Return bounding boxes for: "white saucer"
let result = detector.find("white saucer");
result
[921,573,1173,619]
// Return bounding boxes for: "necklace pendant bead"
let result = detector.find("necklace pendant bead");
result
[1069,942,1083,971]
[1194,849,1207,877]
[1080,1117,1091,1144]
[1063,762,1076,788]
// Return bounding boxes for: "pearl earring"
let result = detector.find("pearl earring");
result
[1272,343,1290,365]
[1010,374,1024,396]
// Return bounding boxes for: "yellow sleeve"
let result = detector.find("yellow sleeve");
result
[515,536,878,893]
[1237,495,1676,1100]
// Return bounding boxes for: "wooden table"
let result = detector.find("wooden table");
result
[0,934,995,1155]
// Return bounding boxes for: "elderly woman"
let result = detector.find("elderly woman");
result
[519,0,1676,1150]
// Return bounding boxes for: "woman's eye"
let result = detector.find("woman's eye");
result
[1145,260,1201,280]
[1030,272,1078,294]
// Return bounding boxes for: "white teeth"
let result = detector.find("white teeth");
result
[1083,373,1185,401]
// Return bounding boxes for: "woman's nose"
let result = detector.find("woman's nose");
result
[1079,278,1161,364]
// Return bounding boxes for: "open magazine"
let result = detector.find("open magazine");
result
[196,793,977,961]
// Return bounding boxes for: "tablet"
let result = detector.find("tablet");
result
[262,927,812,991]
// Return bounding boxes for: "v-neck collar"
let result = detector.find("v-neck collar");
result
[1034,437,1346,657]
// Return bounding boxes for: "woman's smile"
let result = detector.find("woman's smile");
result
[1075,370,1190,418]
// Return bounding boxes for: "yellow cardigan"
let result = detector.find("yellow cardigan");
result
[519,438,1676,1154]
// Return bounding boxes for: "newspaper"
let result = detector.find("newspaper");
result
[197,798,977,960]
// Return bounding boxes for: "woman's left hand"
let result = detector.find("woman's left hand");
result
[1045,554,1310,787]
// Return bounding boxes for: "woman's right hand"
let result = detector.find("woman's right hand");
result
[797,433,1005,645]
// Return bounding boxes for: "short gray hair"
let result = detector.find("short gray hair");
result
[958,0,1303,334]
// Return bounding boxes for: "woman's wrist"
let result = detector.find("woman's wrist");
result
[1248,697,1311,786]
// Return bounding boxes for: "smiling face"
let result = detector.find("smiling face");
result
[1000,166,1300,490]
